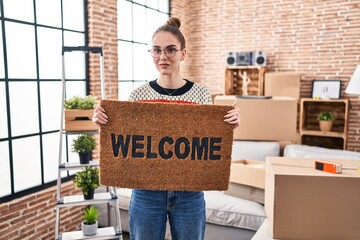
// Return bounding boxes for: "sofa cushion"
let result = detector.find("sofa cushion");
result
[204,191,266,231]
[284,144,360,160]
[232,141,280,162]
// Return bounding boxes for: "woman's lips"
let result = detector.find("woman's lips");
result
[159,63,170,68]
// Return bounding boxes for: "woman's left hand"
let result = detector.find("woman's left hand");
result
[224,108,240,128]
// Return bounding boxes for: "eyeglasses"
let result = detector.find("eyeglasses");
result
[148,48,180,58]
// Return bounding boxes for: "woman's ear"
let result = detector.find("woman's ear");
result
[180,49,187,61]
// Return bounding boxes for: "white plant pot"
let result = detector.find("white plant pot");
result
[82,220,98,236]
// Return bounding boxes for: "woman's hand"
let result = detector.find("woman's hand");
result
[224,108,240,128]
[92,104,108,125]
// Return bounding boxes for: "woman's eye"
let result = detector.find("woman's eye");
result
[154,49,162,54]
[167,48,176,53]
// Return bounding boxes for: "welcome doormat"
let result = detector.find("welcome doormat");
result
[99,100,234,191]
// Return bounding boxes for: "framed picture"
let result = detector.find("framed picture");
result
[311,80,341,99]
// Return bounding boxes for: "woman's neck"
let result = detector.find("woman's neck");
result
[157,75,185,89]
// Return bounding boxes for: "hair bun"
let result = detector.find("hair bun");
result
[166,17,181,28]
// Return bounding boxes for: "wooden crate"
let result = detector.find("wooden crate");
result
[299,98,349,149]
[225,66,267,96]
[64,109,98,132]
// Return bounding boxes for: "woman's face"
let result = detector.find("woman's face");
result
[151,31,186,76]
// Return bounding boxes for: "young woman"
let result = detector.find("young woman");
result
[93,17,240,240]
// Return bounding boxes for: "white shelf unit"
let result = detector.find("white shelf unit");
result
[55,46,122,240]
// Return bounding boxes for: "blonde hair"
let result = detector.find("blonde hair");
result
[152,17,186,49]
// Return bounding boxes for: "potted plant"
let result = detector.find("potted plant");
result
[81,205,101,236]
[318,111,335,132]
[72,133,97,164]
[64,95,98,131]
[73,166,100,199]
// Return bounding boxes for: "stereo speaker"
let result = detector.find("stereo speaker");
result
[252,51,266,66]
[226,52,237,66]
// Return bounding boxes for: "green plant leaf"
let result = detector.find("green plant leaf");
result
[83,205,101,224]
[73,166,100,195]
[64,95,97,110]
[72,133,97,153]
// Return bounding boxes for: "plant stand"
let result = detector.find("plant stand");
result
[55,46,122,240]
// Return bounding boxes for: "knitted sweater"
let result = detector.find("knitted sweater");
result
[128,79,212,104]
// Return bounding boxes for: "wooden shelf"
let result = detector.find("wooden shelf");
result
[299,98,349,149]
[224,66,267,96]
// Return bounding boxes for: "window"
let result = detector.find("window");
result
[117,0,169,100]
[0,0,88,201]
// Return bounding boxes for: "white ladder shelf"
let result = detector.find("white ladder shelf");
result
[55,46,122,240]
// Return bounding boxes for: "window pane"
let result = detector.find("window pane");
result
[43,133,60,183]
[117,0,132,40]
[36,0,62,27]
[146,59,157,80]
[159,1,169,12]
[118,41,133,80]
[63,31,86,79]
[64,31,85,47]
[133,44,148,80]
[133,0,145,5]
[63,0,84,31]
[118,82,134,100]
[37,27,62,79]
[3,0,34,22]
[40,82,62,132]
[65,81,86,99]
[0,82,8,138]
[146,9,160,43]
[0,141,11,197]
[133,4,146,43]
[9,82,39,136]
[6,22,36,79]
[0,24,4,78]
[146,0,158,9]
[13,136,41,192]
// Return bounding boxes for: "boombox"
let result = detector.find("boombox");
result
[226,51,266,66]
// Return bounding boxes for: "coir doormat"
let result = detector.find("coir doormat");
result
[99,100,234,191]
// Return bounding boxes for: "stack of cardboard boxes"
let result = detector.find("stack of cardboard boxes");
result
[253,157,360,240]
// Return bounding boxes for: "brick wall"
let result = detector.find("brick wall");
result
[88,0,118,100]
[0,182,83,240]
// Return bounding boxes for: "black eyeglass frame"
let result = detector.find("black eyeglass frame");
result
[148,48,180,58]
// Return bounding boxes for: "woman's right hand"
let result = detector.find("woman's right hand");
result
[92,104,108,125]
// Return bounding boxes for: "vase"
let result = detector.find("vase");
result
[319,120,333,132]
[79,151,91,164]
[83,189,95,200]
[82,220,98,236]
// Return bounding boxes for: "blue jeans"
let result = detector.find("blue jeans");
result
[129,189,206,240]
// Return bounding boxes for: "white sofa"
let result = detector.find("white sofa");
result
[98,140,280,240]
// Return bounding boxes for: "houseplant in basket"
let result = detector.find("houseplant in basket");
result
[73,166,100,200]
[72,133,97,164]
[82,205,101,236]
[318,111,335,132]
[64,95,98,131]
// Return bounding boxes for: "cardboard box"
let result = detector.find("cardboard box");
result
[265,157,360,240]
[225,160,266,203]
[229,159,266,189]
[264,72,301,99]
[214,96,297,142]
[226,182,265,204]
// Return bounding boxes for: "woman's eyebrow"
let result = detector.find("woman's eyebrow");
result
[152,44,177,48]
